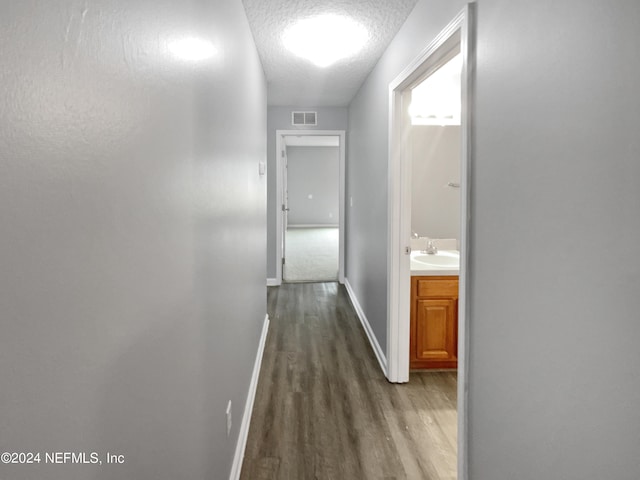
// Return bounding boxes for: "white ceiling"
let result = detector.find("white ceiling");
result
[284,135,340,147]
[242,0,419,106]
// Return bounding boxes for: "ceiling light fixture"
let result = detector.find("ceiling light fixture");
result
[282,14,368,68]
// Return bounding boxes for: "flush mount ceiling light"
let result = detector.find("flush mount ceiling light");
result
[282,14,369,68]
[168,37,217,62]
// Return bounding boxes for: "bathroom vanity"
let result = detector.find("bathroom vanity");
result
[410,250,459,370]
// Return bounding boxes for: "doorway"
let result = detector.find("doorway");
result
[387,5,474,479]
[275,130,346,285]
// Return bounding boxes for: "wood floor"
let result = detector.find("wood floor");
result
[240,282,457,480]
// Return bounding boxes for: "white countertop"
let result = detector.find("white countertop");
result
[410,250,459,276]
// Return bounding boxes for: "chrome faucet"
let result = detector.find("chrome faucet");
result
[422,239,438,255]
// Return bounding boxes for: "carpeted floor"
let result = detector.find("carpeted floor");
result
[283,227,339,282]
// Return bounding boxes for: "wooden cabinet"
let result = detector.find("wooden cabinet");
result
[410,276,458,369]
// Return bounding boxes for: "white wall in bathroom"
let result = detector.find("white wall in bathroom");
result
[411,125,460,239]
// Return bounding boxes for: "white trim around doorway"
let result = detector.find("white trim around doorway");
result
[386,5,475,480]
[275,130,346,286]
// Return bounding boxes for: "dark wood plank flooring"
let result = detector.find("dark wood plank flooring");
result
[240,282,457,480]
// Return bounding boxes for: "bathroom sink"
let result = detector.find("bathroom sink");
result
[413,251,459,268]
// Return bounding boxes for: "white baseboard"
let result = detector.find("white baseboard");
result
[267,278,279,287]
[344,279,388,376]
[229,314,270,480]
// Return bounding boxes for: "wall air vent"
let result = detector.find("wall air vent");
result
[291,111,317,126]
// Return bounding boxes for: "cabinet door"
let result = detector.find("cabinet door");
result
[413,297,457,368]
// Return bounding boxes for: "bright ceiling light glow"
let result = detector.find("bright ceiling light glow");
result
[169,37,217,62]
[282,14,369,68]
[410,54,462,125]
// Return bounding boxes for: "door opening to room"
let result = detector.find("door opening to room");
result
[388,5,474,479]
[408,52,462,371]
[275,130,346,285]
[283,136,339,283]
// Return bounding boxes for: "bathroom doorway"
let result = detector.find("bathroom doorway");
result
[387,5,474,479]
[408,53,462,370]
[275,130,346,285]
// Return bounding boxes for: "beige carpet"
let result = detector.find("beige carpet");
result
[283,227,339,282]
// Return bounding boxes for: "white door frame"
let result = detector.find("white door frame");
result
[387,5,474,479]
[275,130,346,285]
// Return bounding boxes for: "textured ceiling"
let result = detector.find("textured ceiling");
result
[242,0,419,106]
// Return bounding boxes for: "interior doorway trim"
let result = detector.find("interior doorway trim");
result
[275,130,346,285]
[387,4,474,479]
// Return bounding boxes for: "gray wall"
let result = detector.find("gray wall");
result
[286,146,340,226]
[267,106,347,279]
[411,125,461,240]
[346,0,467,359]
[348,0,640,479]
[0,1,266,479]
[469,1,640,479]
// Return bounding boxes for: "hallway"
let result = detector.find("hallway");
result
[240,283,457,480]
